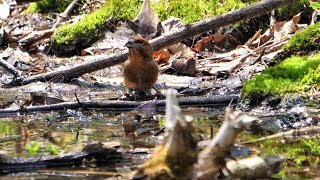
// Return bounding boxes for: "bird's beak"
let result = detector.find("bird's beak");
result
[125,40,135,48]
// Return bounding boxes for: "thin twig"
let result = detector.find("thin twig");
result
[0,58,20,78]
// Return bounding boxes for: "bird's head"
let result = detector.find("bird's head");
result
[125,36,153,58]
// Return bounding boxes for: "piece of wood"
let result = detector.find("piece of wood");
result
[0,94,239,114]
[0,58,20,78]
[132,89,198,179]
[52,0,81,29]
[8,0,298,86]
[196,108,261,179]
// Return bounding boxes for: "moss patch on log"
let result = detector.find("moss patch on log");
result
[284,21,320,52]
[51,0,141,55]
[242,53,320,97]
[258,138,320,167]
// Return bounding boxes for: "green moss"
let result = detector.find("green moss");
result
[27,0,71,13]
[276,0,311,21]
[259,138,320,166]
[152,0,252,24]
[52,0,141,45]
[284,21,320,51]
[152,0,206,23]
[242,53,320,97]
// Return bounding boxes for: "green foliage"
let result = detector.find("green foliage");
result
[242,53,320,97]
[27,0,71,13]
[212,0,246,15]
[260,138,320,166]
[273,169,286,179]
[284,21,320,51]
[103,0,141,20]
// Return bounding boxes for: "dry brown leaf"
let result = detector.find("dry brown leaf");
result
[194,34,240,52]
[130,0,161,38]
[277,13,301,40]
[153,48,170,64]
[170,58,196,75]
[246,29,261,44]
[161,17,184,34]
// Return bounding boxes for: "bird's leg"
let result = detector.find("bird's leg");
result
[125,88,138,100]
[153,85,165,99]
[141,89,152,97]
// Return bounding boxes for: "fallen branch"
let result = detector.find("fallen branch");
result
[0,58,20,78]
[132,89,198,179]
[0,95,239,115]
[242,126,320,144]
[209,52,253,74]
[18,29,55,47]
[0,142,141,175]
[8,0,298,86]
[52,0,81,29]
[225,155,284,178]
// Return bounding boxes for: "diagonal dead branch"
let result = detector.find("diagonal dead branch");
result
[0,58,20,78]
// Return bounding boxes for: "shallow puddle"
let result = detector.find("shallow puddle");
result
[0,107,224,178]
[0,106,319,179]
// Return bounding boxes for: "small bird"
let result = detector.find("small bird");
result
[123,36,159,97]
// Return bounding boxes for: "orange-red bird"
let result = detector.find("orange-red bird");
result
[123,36,159,95]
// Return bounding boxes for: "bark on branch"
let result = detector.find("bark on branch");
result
[8,0,298,87]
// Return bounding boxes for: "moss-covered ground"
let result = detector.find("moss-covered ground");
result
[27,0,72,13]
[258,137,320,178]
[284,21,320,52]
[242,53,320,97]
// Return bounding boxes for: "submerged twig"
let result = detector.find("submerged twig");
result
[241,126,320,144]
[0,95,239,115]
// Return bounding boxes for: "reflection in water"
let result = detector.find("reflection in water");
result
[0,108,222,177]
[1,107,318,178]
